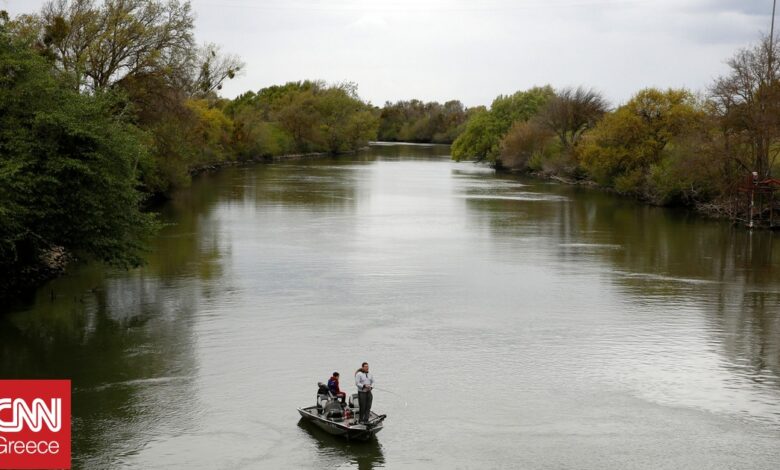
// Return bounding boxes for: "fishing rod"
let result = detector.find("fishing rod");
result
[371,386,408,407]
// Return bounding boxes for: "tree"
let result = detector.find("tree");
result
[186,98,234,164]
[490,86,555,130]
[39,0,195,91]
[190,42,244,97]
[377,99,468,144]
[452,86,554,162]
[710,34,780,177]
[275,87,322,151]
[115,69,199,193]
[315,84,378,153]
[0,19,158,296]
[536,87,608,150]
[26,1,243,195]
[579,88,705,198]
[226,81,377,156]
[451,109,503,162]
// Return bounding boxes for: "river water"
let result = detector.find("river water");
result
[1,143,779,469]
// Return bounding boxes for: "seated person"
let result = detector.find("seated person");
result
[327,371,347,405]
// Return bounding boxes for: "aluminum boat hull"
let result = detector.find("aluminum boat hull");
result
[297,406,385,441]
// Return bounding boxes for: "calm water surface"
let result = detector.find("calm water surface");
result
[2,143,779,469]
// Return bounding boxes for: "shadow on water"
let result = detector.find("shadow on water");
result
[296,419,385,470]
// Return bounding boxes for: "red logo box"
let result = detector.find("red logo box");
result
[0,380,71,469]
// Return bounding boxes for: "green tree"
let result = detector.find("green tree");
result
[377,99,468,144]
[0,19,157,296]
[452,86,554,162]
[316,84,378,153]
[451,109,503,162]
[116,70,198,193]
[226,81,377,156]
[490,86,555,130]
[186,98,234,164]
[275,87,322,152]
[579,88,705,199]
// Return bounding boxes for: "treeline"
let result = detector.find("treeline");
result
[452,35,780,208]
[376,99,474,143]
[0,1,379,300]
[227,81,377,158]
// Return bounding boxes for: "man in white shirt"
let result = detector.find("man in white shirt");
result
[355,362,374,424]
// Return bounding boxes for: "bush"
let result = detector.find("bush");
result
[499,121,555,171]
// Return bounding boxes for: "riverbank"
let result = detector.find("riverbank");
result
[188,151,335,176]
[0,247,71,306]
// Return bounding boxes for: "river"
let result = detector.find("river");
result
[1,143,779,469]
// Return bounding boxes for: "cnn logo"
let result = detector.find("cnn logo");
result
[0,398,62,433]
[0,380,70,469]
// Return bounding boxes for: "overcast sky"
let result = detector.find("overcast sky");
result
[3,0,776,107]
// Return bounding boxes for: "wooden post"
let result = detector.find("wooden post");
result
[749,172,758,228]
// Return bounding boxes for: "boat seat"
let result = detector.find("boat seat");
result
[317,394,330,411]
[348,393,359,409]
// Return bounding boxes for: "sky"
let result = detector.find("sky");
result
[3,0,777,107]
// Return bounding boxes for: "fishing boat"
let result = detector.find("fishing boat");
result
[297,383,386,441]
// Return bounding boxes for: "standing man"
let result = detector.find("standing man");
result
[355,362,374,424]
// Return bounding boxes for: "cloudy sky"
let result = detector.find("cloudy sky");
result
[3,0,776,107]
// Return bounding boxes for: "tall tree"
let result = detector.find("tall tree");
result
[40,0,195,91]
[0,17,158,296]
[536,87,608,150]
[710,34,780,177]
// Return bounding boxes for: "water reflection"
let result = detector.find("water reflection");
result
[0,272,203,468]
[0,163,232,467]
[296,419,385,470]
[461,171,780,423]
